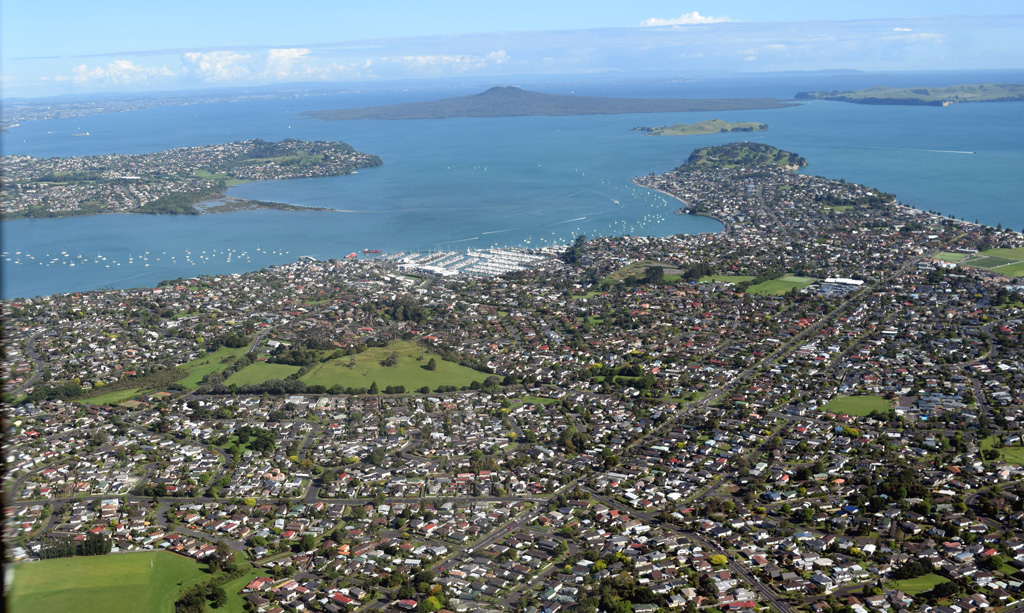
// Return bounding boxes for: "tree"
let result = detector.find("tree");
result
[369,381,379,395]
[299,533,316,552]
[418,596,443,613]
[644,266,664,285]
[425,357,437,371]
[210,585,227,608]
[710,554,728,567]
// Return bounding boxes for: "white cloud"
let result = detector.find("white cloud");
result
[893,27,913,32]
[383,50,509,72]
[54,59,173,86]
[743,56,757,61]
[262,48,311,79]
[182,51,251,81]
[640,11,729,27]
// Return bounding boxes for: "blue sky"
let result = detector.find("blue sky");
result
[2,1,1022,98]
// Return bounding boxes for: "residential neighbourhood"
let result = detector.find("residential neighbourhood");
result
[7,154,1024,613]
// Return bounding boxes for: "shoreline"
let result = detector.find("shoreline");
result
[632,180,730,234]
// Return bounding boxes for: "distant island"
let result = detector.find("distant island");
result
[677,142,807,171]
[795,83,1024,106]
[633,119,768,136]
[2,139,381,219]
[305,86,796,120]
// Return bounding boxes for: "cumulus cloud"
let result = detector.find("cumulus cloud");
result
[262,48,311,79]
[640,11,729,27]
[182,50,251,81]
[54,59,173,86]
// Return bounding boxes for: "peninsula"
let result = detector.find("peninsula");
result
[305,85,795,120]
[795,82,1024,106]
[1,139,382,219]
[10,143,1024,613]
[633,119,768,136]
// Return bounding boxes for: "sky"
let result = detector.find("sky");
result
[2,0,1022,99]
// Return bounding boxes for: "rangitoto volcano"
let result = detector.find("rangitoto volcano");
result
[305,86,797,120]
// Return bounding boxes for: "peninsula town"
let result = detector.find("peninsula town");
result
[7,143,1024,613]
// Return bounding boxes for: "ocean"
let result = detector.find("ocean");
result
[3,70,1024,298]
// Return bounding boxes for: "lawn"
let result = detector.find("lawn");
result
[83,387,141,406]
[934,252,968,263]
[220,557,264,613]
[301,340,485,391]
[8,550,209,613]
[885,573,949,595]
[700,274,755,284]
[225,361,301,386]
[747,275,816,296]
[822,395,891,416]
[177,346,249,389]
[981,436,1024,466]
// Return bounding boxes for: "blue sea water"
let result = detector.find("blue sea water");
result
[3,71,1024,298]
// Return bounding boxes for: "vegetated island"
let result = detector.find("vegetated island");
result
[795,83,1024,106]
[305,85,796,120]
[1,138,382,219]
[679,141,806,171]
[632,119,768,136]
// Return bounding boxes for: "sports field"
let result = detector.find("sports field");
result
[822,395,890,416]
[8,551,208,613]
[747,275,816,295]
[700,274,754,284]
[885,573,948,595]
[960,248,1024,277]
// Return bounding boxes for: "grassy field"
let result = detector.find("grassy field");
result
[885,573,949,595]
[967,256,1017,269]
[823,395,891,416]
[983,247,1024,260]
[193,169,249,187]
[8,551,209,613]
[992,262,1024,277]
[301,340,485,391]
[747,275,816,296]
[177,346,248,389]
[225,361,302,386]
[956,248,1024,277]
[981,436,1024,466]
[601,261,677,285]
[700,274,755,284]
[935,252,968,262]
[84,387,141,406]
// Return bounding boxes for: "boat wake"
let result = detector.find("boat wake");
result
[856,146,975,155]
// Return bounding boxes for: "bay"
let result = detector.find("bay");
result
[3,71,1024,298]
